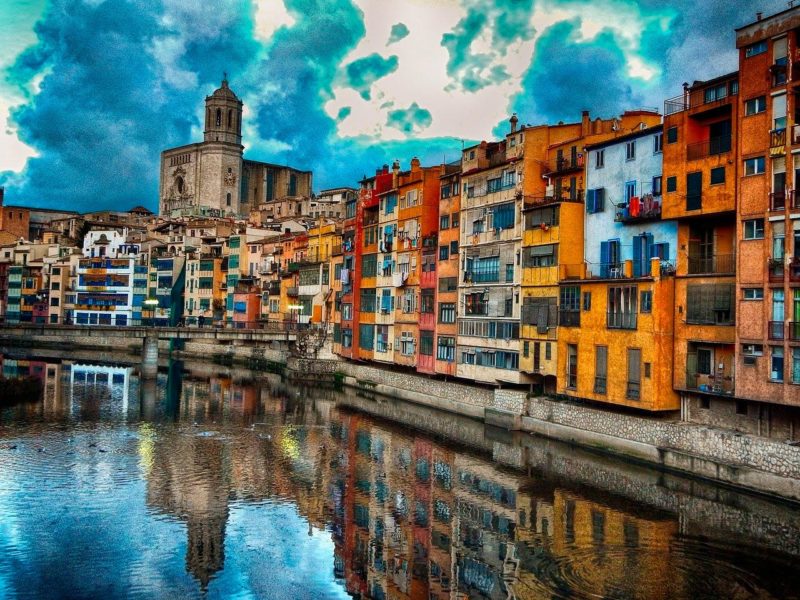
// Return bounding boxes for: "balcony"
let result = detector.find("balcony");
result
[770,128,787,156]
[607,311,637,330]
[789,322,800,341]
[626,381,640,400]
[790,257,800,282]
[286,286,299,297]
[524,189,584,207]
[769,259,785,283]
[685,371,734,395]
[559,309,580,327]
[769,321,786,340]
[769,190,792,211]
[546,155,584,176]
[614,195,662,224]
[686,135,731,160]
[687,254,735,275]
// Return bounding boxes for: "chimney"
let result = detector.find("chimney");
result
[382,164,389,174]
[410,157,421,171]
[509,113,518,134]
[0,186,3,207]
[392,159,400,187]
[756,12,763,20]
[581,110,590,136]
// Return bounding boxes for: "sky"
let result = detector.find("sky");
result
[0,0,785,212]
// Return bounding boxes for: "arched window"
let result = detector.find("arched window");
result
[215,108,221,127]
[206,108,211,128]
[228,110,233,128]
[226,193,232,206]
[176,176,185,194]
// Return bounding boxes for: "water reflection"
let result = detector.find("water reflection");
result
[0,354,799,599]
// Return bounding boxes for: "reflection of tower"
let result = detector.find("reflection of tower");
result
[186,514,226,591]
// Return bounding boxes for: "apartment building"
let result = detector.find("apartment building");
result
[662,72,740,420]
[373,165,400,365]
[520,110,661,394]
[434,166,461,376]
[732,8,800,435]
[184,243,225,325]
[557,126,679,410]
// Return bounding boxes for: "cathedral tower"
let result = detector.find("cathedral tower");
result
[204,76,242,145]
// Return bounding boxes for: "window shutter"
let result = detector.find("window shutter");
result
[596,188,605,212]
[600,241,610,277]
[586,189,596,213]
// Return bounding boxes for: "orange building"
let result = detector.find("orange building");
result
[0,189,30,241]
[433,165,461,377]
[662,73,740,418]
[731,8,800,436]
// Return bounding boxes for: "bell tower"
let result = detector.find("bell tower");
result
[204,75,243,145]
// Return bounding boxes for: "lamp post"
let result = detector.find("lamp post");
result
[143,298,158,327]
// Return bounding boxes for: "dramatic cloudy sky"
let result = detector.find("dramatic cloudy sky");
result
[0,0,784,212]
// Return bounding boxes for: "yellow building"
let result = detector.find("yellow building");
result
[520,110,662,394]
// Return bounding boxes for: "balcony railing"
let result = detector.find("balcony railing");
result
[286,286,299,296]
[789,322,800,341]
[770,190,792,211]
[686,135,732,160]
[769,259,785,283]
[769,320,785,340]
[559,310,580,327]
[546,155,584,175]
[524,190,584,207]
[626,381,640,400]
[614,195,662,224]
[687,254,735,275]
[593,376,607,395]
[607,311,637,330]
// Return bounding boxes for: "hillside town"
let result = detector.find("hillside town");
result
[2,7,800,443]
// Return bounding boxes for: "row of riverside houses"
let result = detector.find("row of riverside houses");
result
[332,7,800,440]
[1,7,799,440]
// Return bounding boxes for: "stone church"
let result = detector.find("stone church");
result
[159,78,312,218]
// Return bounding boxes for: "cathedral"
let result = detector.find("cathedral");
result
[159,78,313,218]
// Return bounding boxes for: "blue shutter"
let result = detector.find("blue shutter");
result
[586,189,596,213]
[632,236,642,277]
[600,241,610,278]
[597,188,605,212]
[644,233,655,275]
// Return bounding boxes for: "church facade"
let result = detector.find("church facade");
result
[159,78,312,219]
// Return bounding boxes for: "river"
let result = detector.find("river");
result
[1,352,799,599]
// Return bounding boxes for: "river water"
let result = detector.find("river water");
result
[1,353,799,599]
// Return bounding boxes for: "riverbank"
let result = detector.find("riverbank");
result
[310,359,800,503]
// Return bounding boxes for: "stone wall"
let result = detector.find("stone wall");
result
[526,395,800,483]
[492,389,527,414]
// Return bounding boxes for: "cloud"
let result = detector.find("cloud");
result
[345,53,399,100]
[0,0,790,212]
[387,22,409,45]
[386,102,433,134]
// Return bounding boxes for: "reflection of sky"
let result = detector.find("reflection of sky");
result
[0,424,348,599]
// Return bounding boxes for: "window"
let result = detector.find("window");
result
[771,346,784,382]
[704,83,728,103]
[625,141,636,161]
[583,291,591,311]
[465,255,499,283]
[360,289,376,313]
[342,303,352,320]
[437,336,455,362]
[640,290,652,313]
[439,246,449,261]
[438,302,455,323]
[525,206,559,229]
[361,254,377,277]
[608,285,638,329]
[745,40,767,58]
[743,288,764,300]
[627,348,641,399]
[450,240,458,256]
[226,193,231,206]
[491,202,515,230]
[586,188,605,213]
[666,126,678,144]
[566,344,577,389]
[653,132,663,153]
[652,176,662,197]
[745,96,767,115]
[594,346,607,394]
[359,324,375,350]
[666,176,677,193]
[686,171,702,210]
[438,277,457,292]
[522,244,557,267]
[464,293,487,315]
[744,156,765,176]
[452,213,459,228]
[686,284,735,325]
[710,166,725,185]
[440,215,450,229]
[595,149,605,168]
[505,263,514,282]
[420,331,434,356]
[744,219,765,240]
[792,348,800,385]
[545,342,552,360]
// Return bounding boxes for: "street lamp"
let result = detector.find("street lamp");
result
[143,298,158,327]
